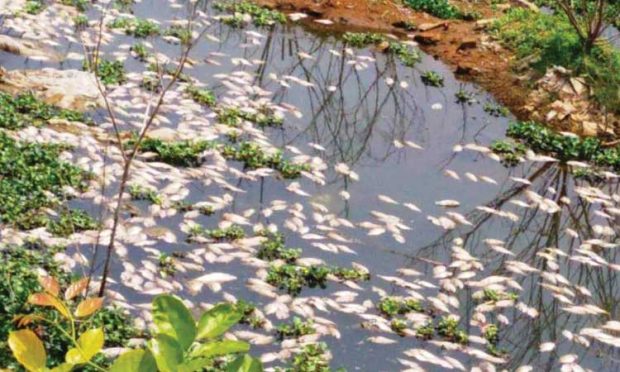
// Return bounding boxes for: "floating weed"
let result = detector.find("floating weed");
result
[60,0,89,11]
[214,1,286,27]
[186,85,217,107]
[131,42,150,61]
[481,288,519,303]
[266,264,331,296]
[129,184,162,205]
[437,316,468,345]
[157,253,176,278]
[342,32,385,48]
[108,17,160,38]
[387,42,421,67]
[83,59,126,86]
[140,74,161,92]
[483,324,506,356]
[421,71,444,87]
[455,89,476,104]
[280,342,333,372]
[390,319,408,337]
[0,92,89,129]
[490,139,527,166]
[257,231,302,263]
[330,267,370,281]
[217,106,284,128]
[221,142,310,179]
[164,25,192,45]
[0,133,90,231]
[276,317,316,340]
[73,14,88,28]
[377,297,424,318]
[235,300,265,329]
[135,137,213,167]
[47,209,99,237]
[415,322,435,340]
[188,225,246,242]
[483,102,510,117]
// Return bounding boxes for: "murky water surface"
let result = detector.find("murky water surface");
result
[2,1,620,371]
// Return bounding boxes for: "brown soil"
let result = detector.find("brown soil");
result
[253,0,585,127]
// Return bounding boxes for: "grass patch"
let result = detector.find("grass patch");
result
[403,0,462,19]
[108,17,160,38]
[83,59,126,86]
[492,8,620,113]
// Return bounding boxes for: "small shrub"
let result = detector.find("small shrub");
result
[421,71,444,87]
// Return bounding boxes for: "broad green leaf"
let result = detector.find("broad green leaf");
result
[190,340,250,359]
[65,278,88,300]
[51,363,74,372]
[109,349,157,372]
[28,293,71,319]
[75,297,104,317]
[8,330,46,372]
[65,328,104,364]
[148,334,184,372]
[38,276,60,296]
[152,295,196,351]
[196,304,243,340]
[226,354,263,372]
[178,357,212,372]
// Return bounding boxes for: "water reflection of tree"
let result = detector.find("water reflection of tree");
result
[395,162,620,369]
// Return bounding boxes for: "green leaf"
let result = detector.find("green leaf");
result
[8,330,47,372]
[152,295,197,351]
[196,304,243,340]
[226,354,263,372]
[148,334,184,372]
[110,349,157,372]
[65,328,104,364]
[190,340,250,358]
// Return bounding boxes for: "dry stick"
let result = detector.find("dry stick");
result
[97,14,210,297]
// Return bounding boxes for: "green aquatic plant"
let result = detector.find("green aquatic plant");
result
[136,137,214,167]
[0,132,91,231]
[164,25,193,45]
[141,74,161,92]
[108,17,160,38]
[158,253,177,278]
[257,231,302,263]
[73,14,88,28]
[189,225,246,241]
[387,42,421,67]
[60,0,89,11]
[455,89,476,104]
[490,139,527,166]
[84,59,126,86]
[129,184,163,205]
[281,342,333,372]
[217,106,284,128]
[330,267,370,281]
[421,71,444,87]
[481,289,519,302]
[390,319,407,337]
[342,32,385,47]
[483,103,510,117]
[415,323,435,340]
[221,142,310,179]
[47,209,99,237]
[0,92,88,129]
[186,85,217,107]
[234,300,265,329]
[377,297,424,318]
[131,42,150,61]
[276,317,315,340]
[437,316,468,345]
[214,1,286,27]
[266,264,331,296]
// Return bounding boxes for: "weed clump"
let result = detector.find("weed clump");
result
[83,59,126,86]
[403,0,463,19]
[108,17,160,38]
[0,92,88,129]
[276,317,315,340]
[215,1,286,27]
[421,71,444,87]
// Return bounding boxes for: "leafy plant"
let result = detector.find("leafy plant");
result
[377,297,423,318]
[483,103,510,117]
[276,317,315,340]
[214,1,286,27]
[403,0,462,19]
[108,17,160,38]
[437,317,468,345]
[164,25,193,45]
[129,184,163,205]
[131,42,150,61]
[109,295,263,372]
[9,275,109,371]
[84,59,126,86]
[420,71,444,87]
[23,0,44,14]
[455,89,476,104]
[342,32,385,47]
[186,85,217,107]
[280,343,333,372]
[0,92,88,129]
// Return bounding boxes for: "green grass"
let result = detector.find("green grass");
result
[0,92,88,130]
[403,0,462,19]
[492,8,620,113]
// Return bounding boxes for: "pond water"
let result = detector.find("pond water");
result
[1,1,620,371]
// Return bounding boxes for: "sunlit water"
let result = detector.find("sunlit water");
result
[1,1,620,371]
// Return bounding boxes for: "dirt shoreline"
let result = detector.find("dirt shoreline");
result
[255,0,617,137]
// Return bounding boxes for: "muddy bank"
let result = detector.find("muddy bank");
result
[256,0,617,137]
